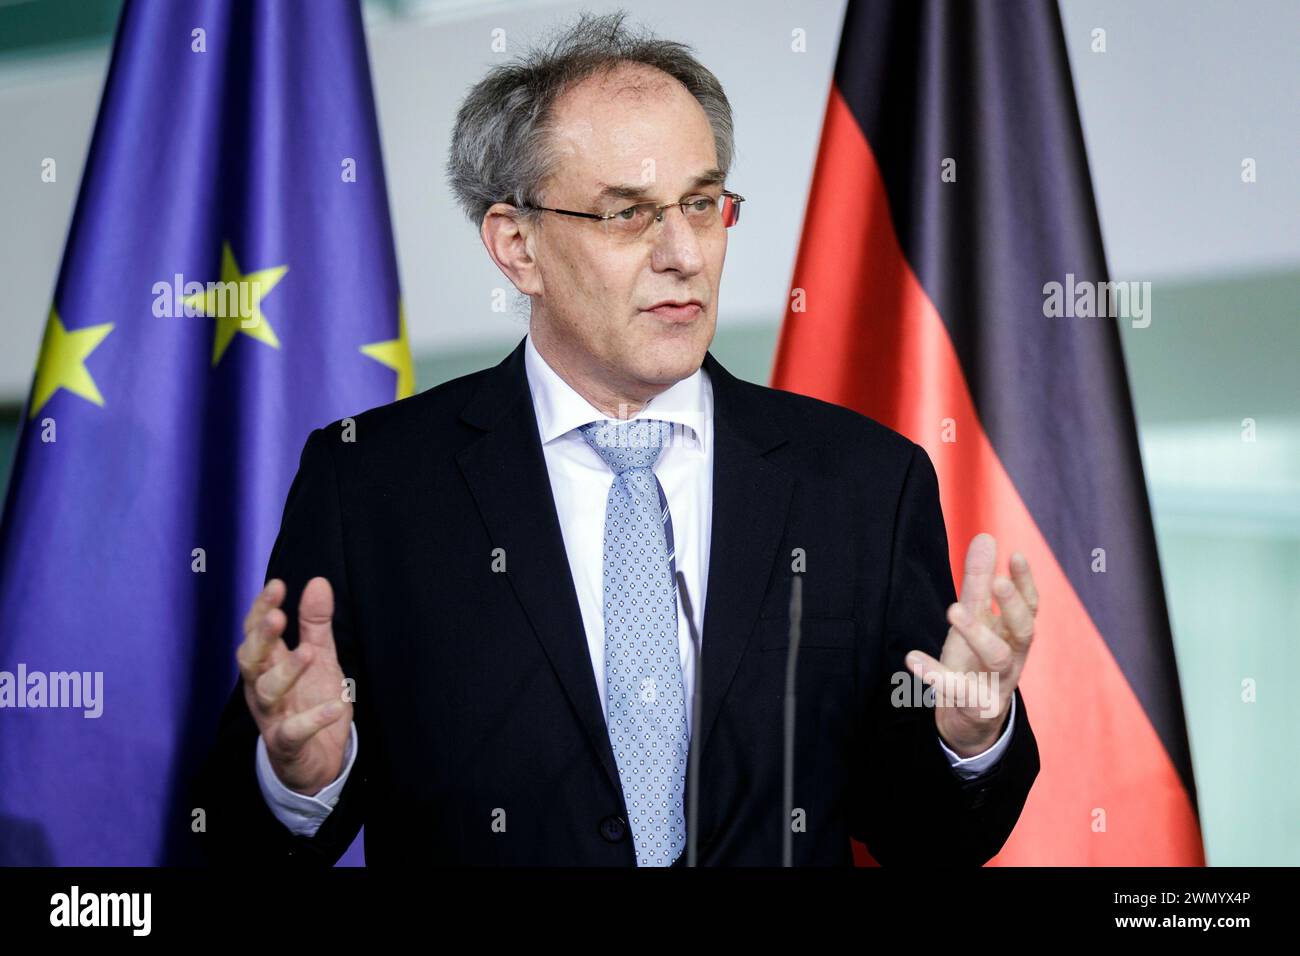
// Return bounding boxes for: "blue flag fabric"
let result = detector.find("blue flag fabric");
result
[0,0,408,864]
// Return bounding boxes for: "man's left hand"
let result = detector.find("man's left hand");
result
[904,532,1039,758]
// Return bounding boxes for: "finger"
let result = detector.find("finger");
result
[958,533,998,617]
[904,649,947,678]
[1009,551,1039,616]
[272,699,345,753]
[243,579,285,637]
[993,575,1035,651]
[236,606,288,681]
[298,576,335,649]
[238,579,285,662]
[253,643,316,711]
[903,650,972,709]
[947,602,1014,673]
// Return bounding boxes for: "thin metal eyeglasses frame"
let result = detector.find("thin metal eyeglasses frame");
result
[517,190,745,232]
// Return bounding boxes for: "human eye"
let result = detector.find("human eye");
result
[613,202,652,221]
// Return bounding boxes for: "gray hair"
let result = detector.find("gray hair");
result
[446,9,735,227]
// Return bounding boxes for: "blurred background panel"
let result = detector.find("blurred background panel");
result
[0,0,1295,864]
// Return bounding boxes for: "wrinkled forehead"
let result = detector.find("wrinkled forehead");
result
[543,65,720,203]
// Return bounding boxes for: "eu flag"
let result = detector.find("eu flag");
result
[0,0,409,864]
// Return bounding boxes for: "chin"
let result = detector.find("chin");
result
[632,346,706,387]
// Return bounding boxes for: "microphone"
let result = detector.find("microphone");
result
[675,570,703,867]
[783,573,803,867]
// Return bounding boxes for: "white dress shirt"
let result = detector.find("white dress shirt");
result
[255,332,1016,836]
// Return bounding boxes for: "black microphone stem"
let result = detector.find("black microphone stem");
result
[676,570,703,867]
[783,573,803,868]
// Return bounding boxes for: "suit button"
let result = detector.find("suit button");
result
[599,815,628,842]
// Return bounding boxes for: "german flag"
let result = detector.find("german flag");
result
[772,0,1204,865]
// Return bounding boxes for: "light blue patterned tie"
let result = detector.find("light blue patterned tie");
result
[579,417,688,866]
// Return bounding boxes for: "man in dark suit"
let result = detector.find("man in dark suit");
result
[192,12,1040,866]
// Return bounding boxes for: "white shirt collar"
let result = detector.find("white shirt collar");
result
[523,331,711,452]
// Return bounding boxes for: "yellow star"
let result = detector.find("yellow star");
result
[183,242,287,366]
[28,307,114,420]
[360,302,415,400]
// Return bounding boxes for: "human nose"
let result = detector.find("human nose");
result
[648,204,704,275]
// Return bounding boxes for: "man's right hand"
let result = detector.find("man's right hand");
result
[237,576,353,796]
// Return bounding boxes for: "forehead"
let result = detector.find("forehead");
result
[545,64,720,198]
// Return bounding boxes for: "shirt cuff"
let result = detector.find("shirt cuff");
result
[254,720,358,837]
[936,692,1016,778]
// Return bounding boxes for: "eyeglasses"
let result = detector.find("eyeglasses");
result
[519,190,745,241]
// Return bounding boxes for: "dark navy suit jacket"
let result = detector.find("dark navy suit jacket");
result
[191,336,1039,866]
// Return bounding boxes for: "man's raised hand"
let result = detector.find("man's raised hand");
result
[904,533,1039,758]
[237,576,353,795]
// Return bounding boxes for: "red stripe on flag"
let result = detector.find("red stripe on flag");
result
[774,85,1204,865]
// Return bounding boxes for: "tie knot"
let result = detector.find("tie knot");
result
[579,418,675,474]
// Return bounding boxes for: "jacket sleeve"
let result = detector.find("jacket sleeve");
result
[851,441,1039,865]
[188,426,368,866]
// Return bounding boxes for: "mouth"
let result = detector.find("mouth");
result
[641,299,704,323]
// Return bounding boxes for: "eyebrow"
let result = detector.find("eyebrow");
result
[594,168,726,202]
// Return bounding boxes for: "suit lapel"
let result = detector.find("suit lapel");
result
[455,338,625,800]
[695,352,793,763]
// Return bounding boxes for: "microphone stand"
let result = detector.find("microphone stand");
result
[783,573,803,867]
[675,570,703,867]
